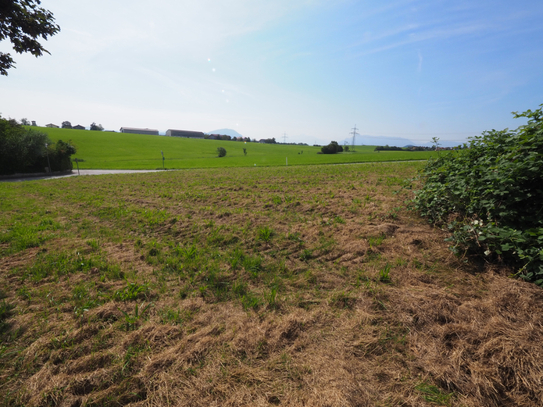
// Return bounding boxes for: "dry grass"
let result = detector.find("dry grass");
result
[0,162,542,406]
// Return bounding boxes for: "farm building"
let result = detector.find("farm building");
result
[73,125,85,130]
[120,127,159,135]
[45,123,59,128]
[166,129,205,138]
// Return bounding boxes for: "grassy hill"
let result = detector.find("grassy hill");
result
[38,127,435,169]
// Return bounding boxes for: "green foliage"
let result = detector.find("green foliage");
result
[378,263,392,283]
[415,381,455,406]
[217,147,227,157]
[412,105,543,284]
[90,122,104,131]
[119,302,151,331]
[320,141,343,154]
[257,226,274,242]
[0,116,76,174]
[114,282,150,302]
[0,0,60,75]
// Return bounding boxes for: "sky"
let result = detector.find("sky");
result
[1,0,542,146]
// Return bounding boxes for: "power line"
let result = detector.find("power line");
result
[350,125,360,151]
[282,132,288,144]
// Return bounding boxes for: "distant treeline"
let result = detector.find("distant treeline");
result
[375,145,462,151]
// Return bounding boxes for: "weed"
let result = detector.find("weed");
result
[158,307,185,325]
[87,239,100,251]
[241,292,261,311]
[287,232,304,246]
[119,302,152,331]
[114,282,150,302]
[368,234,386,247]
[265,286,278,309]
[257,226,274,243]
[415,381,455,406]
[299,249,313,261]
[243,255,263,278]
[16,286,32,302]
[229,248,245,270]
[379,263,392,283]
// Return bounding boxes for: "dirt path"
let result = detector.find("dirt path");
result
[0,169,164,183]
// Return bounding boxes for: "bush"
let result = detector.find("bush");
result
[0,116,76,175]
[321,141,343,154]
[412,105,543,285]
[217,147,226,157]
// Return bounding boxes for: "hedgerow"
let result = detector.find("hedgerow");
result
[0,116,76,175]
[413,105,543,285]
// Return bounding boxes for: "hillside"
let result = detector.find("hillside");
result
[35,127,435,170]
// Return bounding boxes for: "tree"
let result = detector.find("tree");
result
[321,141,343,154]
[0,115,76,175]
[20,118,29,125]
[217,147,226,157]
[90,122,103,131]
[61,121,72,129]
[0,0,60,76]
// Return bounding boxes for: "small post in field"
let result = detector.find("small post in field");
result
[73,158,81,175]
[161,151,165,169]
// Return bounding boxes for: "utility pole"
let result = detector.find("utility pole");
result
[282,132,288,144]
[350,125,360,152]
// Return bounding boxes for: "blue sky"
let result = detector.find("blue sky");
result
[1,0,542,145]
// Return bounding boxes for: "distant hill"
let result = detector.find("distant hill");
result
[342,135,416,147]
[207,128,245,139]
[342,134,466,148]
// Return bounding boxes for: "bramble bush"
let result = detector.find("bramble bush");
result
[412,105,543,285]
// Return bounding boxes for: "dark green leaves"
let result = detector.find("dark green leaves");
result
[412,104,543,285]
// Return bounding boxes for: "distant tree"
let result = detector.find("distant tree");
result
[243,148,247,156]
[217,147,226,157]
[344,146,350,152]
[90,122,103,131]
[20,118,29,125]
[61,121,72,129]
[321,141,343,154]
[0,0,61,75]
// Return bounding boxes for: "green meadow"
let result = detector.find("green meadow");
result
[39,127,435,170]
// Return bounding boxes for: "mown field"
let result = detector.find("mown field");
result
[1,162,542,406]
[38,127,435,170]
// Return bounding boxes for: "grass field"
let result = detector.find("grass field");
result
[38,127,435,170]
[1,162,542,406]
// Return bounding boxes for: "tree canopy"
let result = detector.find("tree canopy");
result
[0,116,76,175]
[0,0,60,75]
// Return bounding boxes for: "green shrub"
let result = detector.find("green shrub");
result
[412,105,543,285]
[217,147,226,157]
[0,116,76,174]
[320,141,343,154]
